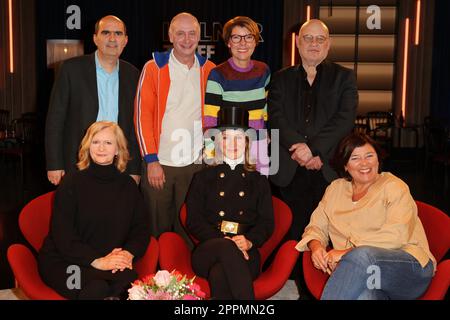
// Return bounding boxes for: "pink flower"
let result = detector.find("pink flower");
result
[196,290,206,299]
[147,290,173,300]
[128,270,204,300]
[188,283,206,298]
[154,270,171,287]
[188,283,200,291]
[128,285,147,300]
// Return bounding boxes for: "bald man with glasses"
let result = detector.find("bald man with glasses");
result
[267,19,358,298]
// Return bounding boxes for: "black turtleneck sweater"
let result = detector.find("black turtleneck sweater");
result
[40,162,149,267]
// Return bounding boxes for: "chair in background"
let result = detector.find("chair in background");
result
[423,118,450,194]
[302,200,450,300]
[158,196,299,300]
[0,109,9,139]
[366,111,395,153]
[353,115,369,134]
[0,113,40,199]
[7,191,159,300]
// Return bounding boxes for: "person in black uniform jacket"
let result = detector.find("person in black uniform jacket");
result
[38,121,149,300]
[186,107,274,300]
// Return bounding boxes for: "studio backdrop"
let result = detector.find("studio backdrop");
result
[35,0,284,112]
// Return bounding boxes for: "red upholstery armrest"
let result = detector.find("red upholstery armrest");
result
[7,244,64,300]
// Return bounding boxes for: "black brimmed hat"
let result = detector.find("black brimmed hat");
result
[216,106,249,130]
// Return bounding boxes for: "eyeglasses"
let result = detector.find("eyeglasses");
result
[302,34,328,44]
[230,34,255,43]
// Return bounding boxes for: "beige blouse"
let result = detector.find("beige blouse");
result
[296,172,436,270]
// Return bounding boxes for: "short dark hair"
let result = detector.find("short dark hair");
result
[94,15,127,35]
[331,132,385,181]
[222,16,260,44]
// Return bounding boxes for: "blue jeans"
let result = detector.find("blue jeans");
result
[321,246,434,300]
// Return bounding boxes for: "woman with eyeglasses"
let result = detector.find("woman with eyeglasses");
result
[203,16,270,175]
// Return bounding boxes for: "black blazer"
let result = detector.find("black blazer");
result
[45,54,141,175]
[268,60,358,187]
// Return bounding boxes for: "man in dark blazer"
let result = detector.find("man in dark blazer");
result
[268,19,358,240]
[45,15,140,185]
[268,18,357,300]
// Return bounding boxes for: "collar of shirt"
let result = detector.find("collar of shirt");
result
[94,50,119,123]
[95,50,119,75]
[228,57,254,73]
[299,62,323,81]
[169,50,199,72]
[224,155,245,170]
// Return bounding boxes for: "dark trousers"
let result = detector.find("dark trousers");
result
[38,255,137,300]
[191,238,260,300]
[280,166,329,241]
[280,166,328,298]
[141,162,203,247]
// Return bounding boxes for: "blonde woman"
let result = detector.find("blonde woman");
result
[39,121,149,299]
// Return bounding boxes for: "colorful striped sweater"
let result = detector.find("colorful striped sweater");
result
[203,59,271,130]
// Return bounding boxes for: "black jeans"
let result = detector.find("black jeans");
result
[192,238,260,300]
[39,254,137,300]
[280,166,329,241]
[280,166,329,299]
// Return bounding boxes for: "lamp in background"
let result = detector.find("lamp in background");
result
[46,39,84,69]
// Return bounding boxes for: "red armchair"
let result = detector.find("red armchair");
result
[415,201,450,299]
[302,200,450,300]
[158,196,299,300]
[7,191,159,300]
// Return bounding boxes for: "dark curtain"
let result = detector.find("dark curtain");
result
[35,0,284,115]
[431,0,450,126]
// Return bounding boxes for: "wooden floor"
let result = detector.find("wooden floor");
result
[1,147,449,291]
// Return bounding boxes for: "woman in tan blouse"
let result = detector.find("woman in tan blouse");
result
[296,132,435,299]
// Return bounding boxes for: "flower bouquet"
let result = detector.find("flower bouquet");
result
[128,270,205,300]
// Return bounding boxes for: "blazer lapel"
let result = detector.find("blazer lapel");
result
[86,54,99,120]
[294,65,303,124]
[316,60,333,113]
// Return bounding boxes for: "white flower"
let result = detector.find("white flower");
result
[128,285,147,300]
[154,270,172,287]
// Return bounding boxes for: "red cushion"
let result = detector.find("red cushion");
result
[7,244,65,300]
[135,237,159,279]
[19,191,55,252]
[416,201,450,262]
[159,196,298,300]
